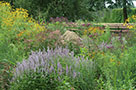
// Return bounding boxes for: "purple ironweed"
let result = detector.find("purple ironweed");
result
[87,23,91,27]
[49,17,68,23]
[89,34,93,38]
[82,24,86,26]
[50,17,54,22]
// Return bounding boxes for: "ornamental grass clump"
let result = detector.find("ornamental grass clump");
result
[10,47,95,89]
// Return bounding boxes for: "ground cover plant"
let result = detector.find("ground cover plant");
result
[0,1,136,90]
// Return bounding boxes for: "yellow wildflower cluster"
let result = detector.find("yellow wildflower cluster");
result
[124,15,136,30]
[0,1,10,7]
[84,27,104,35]
[131,15,136,20]
[0,1,46,39]
[110,58,115,62]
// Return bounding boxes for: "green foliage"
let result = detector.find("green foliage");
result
[98,8,136,23]
[10,71,60,90]
[1,1,136,90]
[95,46,136,90]
[4,0,91,21]
[10,72,73,90]
[99,26,111,42]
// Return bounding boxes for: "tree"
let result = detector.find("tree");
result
[88,0,107,11]
[107,0,134,22]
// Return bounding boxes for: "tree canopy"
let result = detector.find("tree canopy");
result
[2,0,135,22]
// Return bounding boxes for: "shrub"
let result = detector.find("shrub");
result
[0,1,48,50]
[95,8,136,23]
[10,47,96,89]
[95,46,136,90]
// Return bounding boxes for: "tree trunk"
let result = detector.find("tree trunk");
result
[123,0,128,23]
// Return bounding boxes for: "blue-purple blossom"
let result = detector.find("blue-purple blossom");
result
[73,71,77,78]
[12,47,94,82]
[98,41,114,50]
[57,62,62,75]
[66,65,69,75]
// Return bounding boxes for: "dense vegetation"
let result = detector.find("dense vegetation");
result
[3,0,136,22]
[0,1,136,90]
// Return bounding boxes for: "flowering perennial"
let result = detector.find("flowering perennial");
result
[12,47,94,81]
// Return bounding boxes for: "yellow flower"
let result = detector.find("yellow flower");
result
[92,52,95,55]
[110,58,115,62]
[88,27,93,32]
[123,23,126,26]
[132,15,136,20]
[101,52,105,56]
[101,30,104,34]
[84,30,88,35]
[125,18,129,22]
[127,25,133,29]
[117,61,121,65]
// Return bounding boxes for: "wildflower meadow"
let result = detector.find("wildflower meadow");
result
[0,1,136,90]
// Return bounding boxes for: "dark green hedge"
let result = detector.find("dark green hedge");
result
[101,8,136,23]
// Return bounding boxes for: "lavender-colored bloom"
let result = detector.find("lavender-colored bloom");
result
[19,64,24,72]
[50,65,54,73]
[15,68,19,76]
[34,67,36,72]
[69,66,72,75]
[57,62,62,75]
[11,47,94,82]
[66,65,69,75]
[70,51,74,59]
[98,41,114,50]
[58,76,61,81]
[73,71,77,78]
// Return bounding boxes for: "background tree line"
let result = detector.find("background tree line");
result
[1,0,135,22]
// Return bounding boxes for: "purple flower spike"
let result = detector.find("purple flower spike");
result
[11,46,94,82]
[73,71,77,78]
[66,65,69,75]
[58,76,61,81]
[57,62,62,75]
[50,65,54,73]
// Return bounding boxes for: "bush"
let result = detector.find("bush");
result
[4,0,91,21]
[10,47,96,90]
[0,1,49,50]
[95,46,136,90]
[95,8,136,23]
